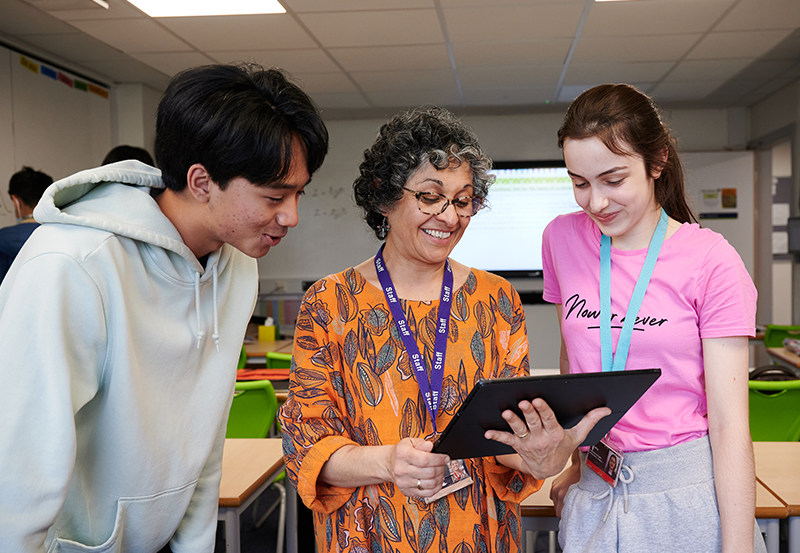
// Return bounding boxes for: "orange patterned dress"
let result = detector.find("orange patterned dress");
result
[280,266,541,553]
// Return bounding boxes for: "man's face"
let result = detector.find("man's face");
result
[205,140,310,258]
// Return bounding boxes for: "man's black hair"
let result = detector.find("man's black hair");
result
[155,63,329,191]
[8,167,53,208]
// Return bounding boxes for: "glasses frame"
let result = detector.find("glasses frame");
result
[402,186,484,218]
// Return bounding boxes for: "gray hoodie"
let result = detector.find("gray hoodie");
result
[0,160,258,552]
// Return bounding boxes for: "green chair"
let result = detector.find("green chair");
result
[749,378,800,441]
[226,380,286,550]
[763,325,800,348]
[266,351,292,368]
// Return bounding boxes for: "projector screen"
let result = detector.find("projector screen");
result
[451,160,580,278]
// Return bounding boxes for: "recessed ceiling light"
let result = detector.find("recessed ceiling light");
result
[126,0,285,17]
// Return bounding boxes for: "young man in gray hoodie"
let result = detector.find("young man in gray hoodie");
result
[0,63,328,552]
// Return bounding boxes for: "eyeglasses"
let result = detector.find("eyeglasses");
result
[402,187,484,218]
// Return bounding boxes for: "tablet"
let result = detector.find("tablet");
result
[431,368,661,459]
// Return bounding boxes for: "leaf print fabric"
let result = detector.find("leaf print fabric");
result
[280,267,541,553]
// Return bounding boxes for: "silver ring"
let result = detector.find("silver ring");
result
[416,479,423,491]
[515,429,530,439]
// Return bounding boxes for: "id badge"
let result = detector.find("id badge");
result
[586,436,623,487]
[424,459,473,504]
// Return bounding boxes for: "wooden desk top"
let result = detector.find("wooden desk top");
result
[244,339,294,358]
[754,441,800,516]
[219,438,285,508]
[766,347,800,369]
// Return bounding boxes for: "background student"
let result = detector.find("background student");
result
[544,83,765,552]
[0,166,52,284]
[0,63,328,552]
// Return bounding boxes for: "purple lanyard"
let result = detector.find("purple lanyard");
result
[374,245,452,434]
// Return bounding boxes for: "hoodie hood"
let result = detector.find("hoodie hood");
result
[34,160,204,272]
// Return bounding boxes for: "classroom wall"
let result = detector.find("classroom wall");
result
[0,43,112,228]
[748,80,800,324]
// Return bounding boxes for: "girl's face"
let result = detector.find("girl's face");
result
[563,136,662,250]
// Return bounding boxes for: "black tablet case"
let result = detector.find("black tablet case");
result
[431,368,661,459]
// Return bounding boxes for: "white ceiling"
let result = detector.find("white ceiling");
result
[2,0,800,118]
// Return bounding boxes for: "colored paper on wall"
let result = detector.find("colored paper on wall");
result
[20,56,39,73]
[74,80,88,92]
[88,83,109,99]
[57,72,74,88]
[41,65,57,80]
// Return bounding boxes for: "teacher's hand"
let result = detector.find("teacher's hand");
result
[387,438,450,499]
[484,398,610,479]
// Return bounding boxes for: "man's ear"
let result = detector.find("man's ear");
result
[186,163,213,203]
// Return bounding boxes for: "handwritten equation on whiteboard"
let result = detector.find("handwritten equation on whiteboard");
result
[307,185,351,220]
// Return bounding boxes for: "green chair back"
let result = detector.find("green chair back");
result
[266,351,292,369]
[749,379,800,441]
[763,325,800,348]
[226,380,278,439]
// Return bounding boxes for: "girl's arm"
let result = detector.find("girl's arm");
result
[704,336,756,553]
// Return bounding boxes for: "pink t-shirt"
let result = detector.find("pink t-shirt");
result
[542,211,757,452]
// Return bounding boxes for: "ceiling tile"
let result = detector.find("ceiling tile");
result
[207,49,339,73]
[331,45,452,72]
[688,30,794,60]
[651,80,727,100]
[46,0,147,20]
[571,35,700,63]
[78,58,169,82]
[129,51,216,76]
[158,14,316,51]
[0,0,78,34]
[68,18,194,53]
[563,62,674,85]
[291,72,358,94]
[351,69,455,91]
[444,4,586,42]
[311,91,372,110]
[665,59,753,82]
[298,9,442,48]
[284,0,433,12]
[459,65,563,88]
[367,88,462,109]
[462,86,555,106]
[582,0,734,37]
[20,32,129,62]
[716,0,800,31]
[452,39,572,67]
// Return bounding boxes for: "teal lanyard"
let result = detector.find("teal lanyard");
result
[600,208,668,372]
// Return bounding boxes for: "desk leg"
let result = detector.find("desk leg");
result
[758,518,779,553]
[286,479,298,553]
[221,508,241,553]
[789,516,799,553]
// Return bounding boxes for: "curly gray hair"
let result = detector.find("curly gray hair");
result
[353,106,494,239]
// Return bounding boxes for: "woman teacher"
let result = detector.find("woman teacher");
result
[280,106,607,553]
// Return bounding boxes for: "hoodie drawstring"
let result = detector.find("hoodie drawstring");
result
[194,272,205,348]
[194,267,220,353]
[592,464,635,522]
[211,264,220,353]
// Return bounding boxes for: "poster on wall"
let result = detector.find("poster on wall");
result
[699,188,738,219]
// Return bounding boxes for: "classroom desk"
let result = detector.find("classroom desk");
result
[767,346,800,370]
[754,442,800,553]
[244,339,293,358]
[218,439,297,553]
[520,466,787,553]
